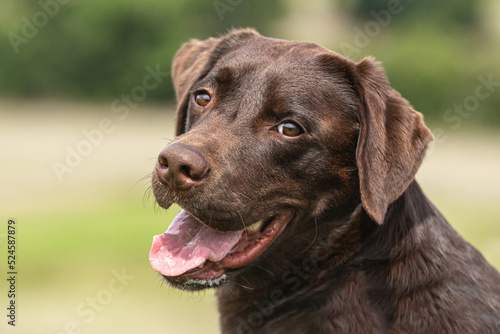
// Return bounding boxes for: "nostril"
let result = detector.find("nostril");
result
[179,164,210,181]
[156,143,210,188]
[180,165,191,177]
[156,154,170,186]
[158,154,169,169]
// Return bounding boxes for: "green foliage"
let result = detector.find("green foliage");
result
[1,0,499,125]
[0,0,283,100]
[335,0,500,124]
[351,23,500,124]
[346,0,479,26]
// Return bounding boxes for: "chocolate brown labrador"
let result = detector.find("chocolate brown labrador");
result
[149,29,500,333]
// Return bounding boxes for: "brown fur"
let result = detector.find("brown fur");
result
[152,29,500,333]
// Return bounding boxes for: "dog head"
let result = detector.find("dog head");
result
[149,29,433,290]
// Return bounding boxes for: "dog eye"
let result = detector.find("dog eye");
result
[194,92,211,107]
[277,121,303,137]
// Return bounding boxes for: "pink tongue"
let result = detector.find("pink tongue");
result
[149,209,244,276]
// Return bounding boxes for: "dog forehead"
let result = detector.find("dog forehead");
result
[206,41,346,99]
[217,48,353,107]
[225,38,325,70]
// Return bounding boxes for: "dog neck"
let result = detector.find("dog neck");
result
[215,190,370,326]
[216,181,443,333]
[218,197,368,294]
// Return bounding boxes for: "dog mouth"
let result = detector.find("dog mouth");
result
[149,209,293,289]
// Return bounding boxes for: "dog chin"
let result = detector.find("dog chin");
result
[163,273,229,291]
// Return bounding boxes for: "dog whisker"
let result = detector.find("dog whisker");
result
[298,216,318,255]
[237,210,247,239]
[234,191,256,205]
[135,172,153,188]
[161,137,175,144]
[143,186,154,207]
[253,264,276,278]
[229,279,254,291]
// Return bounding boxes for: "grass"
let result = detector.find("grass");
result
[1,100,499,333]
[9,194,220,334]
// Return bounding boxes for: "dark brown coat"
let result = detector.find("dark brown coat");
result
[151,29,500,333]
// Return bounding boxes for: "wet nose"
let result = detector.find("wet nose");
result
[156,143,210,190]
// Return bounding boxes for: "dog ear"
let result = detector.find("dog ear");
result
[354,57,433,224]
[172,28,260,136]
[171,37,220,136]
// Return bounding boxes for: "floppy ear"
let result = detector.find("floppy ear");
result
[171,37,220,136]
[355,57,433,224]
[171,28,260,136]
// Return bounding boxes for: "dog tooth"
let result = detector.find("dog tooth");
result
[246,220,263,232]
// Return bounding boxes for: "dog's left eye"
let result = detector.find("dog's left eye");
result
[194,92,211,107]
[277,121,303,137]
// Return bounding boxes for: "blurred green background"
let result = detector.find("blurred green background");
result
[1,0,499,333]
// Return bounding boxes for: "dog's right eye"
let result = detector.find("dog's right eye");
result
[277,121,303,137]
[194,91,211,107]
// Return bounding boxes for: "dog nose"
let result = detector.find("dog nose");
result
[156,143,210,189]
